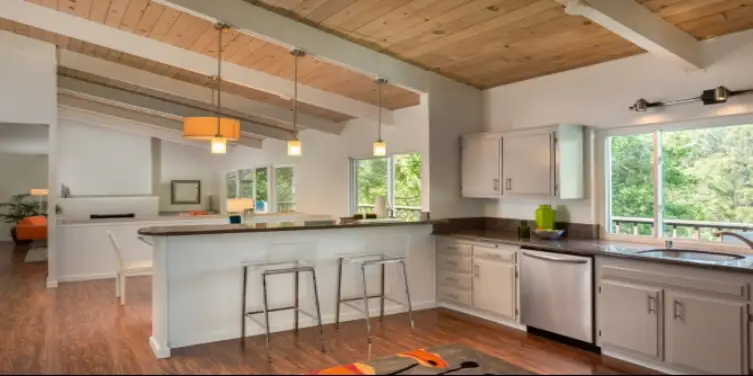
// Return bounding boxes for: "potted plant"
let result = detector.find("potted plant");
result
[0,193,59,245]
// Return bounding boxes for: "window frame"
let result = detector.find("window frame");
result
[222,165,295,214]
[596,113,753,251]
[349,152,422,219]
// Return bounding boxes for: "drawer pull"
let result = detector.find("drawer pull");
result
[445,293,458,300]
[444,260,458,265]
[445,246,457,251]
[445,276,458,283]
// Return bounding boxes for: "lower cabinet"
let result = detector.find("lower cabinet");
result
[472,258,516,319]
[599,281,662,360]
[664,291,748,375]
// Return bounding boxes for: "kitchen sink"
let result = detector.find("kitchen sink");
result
[636,249,745,262]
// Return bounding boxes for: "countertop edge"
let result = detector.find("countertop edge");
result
[435,233,753,275]
[139,220,443,236]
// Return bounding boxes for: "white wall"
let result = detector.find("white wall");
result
[482,29,753,224]
[159,140,219,212]
[58,118,153,196]
[0,152,48,241]
[217,105,430,217]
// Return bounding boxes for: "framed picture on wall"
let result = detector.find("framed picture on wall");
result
[171,180,201,205]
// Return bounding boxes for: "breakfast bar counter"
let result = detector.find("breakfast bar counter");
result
[139,219,438,358]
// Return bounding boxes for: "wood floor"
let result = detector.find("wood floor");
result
[0,242,657,375]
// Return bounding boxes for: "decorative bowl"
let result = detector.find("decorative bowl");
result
[532,229,565,240]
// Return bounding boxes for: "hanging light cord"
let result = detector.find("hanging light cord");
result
[216,24,224,137]
[378,79,383,142]
[293,51,299,137]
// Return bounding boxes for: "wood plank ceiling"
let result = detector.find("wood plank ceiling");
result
[249,0,753,89]
[7,0,424,125]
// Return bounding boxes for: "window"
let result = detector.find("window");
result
[225,166,294,214]
[605,123,753,241]
[275,166,295,212]
[351,153,422,220]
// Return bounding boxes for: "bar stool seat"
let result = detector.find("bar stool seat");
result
[241,252,323,361]
[335,253,414,344]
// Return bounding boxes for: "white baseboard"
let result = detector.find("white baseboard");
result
[46,279,58,288]
[149,336,171,359]
[169,300,436,350]
[58,270,152,283]
[438,302,527,332]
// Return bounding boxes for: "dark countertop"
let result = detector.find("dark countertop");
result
[436,231,753,274]
[138,219,441,236]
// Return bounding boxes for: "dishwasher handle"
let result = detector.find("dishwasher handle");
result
[522,251,588,264]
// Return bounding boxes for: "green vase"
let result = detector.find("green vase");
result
[535,205,555,230]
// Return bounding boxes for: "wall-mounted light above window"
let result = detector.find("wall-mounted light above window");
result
[629,86,753,112]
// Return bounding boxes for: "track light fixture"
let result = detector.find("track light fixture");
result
[630,86,753,112]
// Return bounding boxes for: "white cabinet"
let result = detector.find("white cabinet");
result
[461,134,502,198]
[599,281,662,360]
[502,132,553,196]
[665,291,748,375]
[461,124,584,199]
[472,257,516,319]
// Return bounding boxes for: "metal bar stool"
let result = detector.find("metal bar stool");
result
[241,251,323,361]
[334,253,414,344]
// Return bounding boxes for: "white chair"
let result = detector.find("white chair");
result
[106,231,153,305]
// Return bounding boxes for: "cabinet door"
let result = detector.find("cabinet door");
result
[665,291,747,374]
[461,135,501,197]
[472,257,516,319]
[598,281,662,360]
[502,132,553,196]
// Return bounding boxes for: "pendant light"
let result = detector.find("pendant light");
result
[182,22,240,153]
[287,49,305,156]
[373,78,387,156]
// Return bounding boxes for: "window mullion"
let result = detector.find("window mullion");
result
[653,131,665,239]
[388,156,396,210]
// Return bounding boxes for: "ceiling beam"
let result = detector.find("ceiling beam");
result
[558,0,703,71]
[57,75,294,141]
[1,0,393,124]
[58,95,262,149]
[162,0,431,94]
[58,50,345,135]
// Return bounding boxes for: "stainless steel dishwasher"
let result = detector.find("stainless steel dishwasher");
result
[520,248,593,344]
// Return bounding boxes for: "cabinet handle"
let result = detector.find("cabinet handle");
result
[505,178,511,191]
[648,295,656,315]
[493,178,499,191]
[474,264,479,278]
[673,300,683,321]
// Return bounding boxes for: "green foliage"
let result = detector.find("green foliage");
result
[255,168,268,202]
[0,193,60,224]
[610,124,753,237]
[355,153,422,220]
[275,166,295,211]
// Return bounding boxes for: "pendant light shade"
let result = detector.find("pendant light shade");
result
[373,78,388,156]
[182,22,239,152]
[287,137,302,156]
[288,49,305,156]
[211,137,227,154]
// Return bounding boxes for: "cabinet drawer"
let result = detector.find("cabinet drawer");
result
[437,270,472,289]
[437,254,472,273]
[474,246,517,263]
[438,286,472,307]
[436,242,472,256]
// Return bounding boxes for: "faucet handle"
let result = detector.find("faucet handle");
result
[665,239,674,249]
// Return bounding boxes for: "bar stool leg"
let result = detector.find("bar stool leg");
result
[334,257,343,331]
[294,269,300,333]
[262,272,272,362]
[399,260,415,329]
[241,266,248,349]
[311,268,324,336]
[360,264,372,343]
[379,261,385,321]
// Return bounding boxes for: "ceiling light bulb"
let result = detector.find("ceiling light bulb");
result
[211,137,227,154]
[373,140,387,156]
[714,86,730,103]
[287,138,302,156]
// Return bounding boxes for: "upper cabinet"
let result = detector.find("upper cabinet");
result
[461,134,502,198]
[461,124,584,199]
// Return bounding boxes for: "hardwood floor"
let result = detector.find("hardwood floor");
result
[0,242,657,375]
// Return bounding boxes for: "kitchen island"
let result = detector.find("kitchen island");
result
[137,219,439,358]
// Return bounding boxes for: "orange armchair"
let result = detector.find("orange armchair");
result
[15,216,47,241]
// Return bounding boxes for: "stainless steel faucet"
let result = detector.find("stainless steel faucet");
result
[715,231,753,250]
[665,239,674,249]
